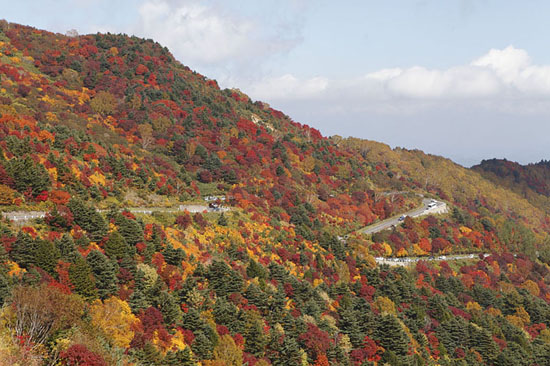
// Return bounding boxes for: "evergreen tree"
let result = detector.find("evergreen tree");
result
[86,250,118,299]
[467,323,499,363]
[6,156,51,196]
[115,213,144,246]
[56,234,77,260]
[213,297,241,333]
[129,270,151,312]
[338,307,364,347]
[496,341,531,366]
[0,238,10,275]
[10,232,37,268]
[191,331,214,360]
[137,342,164,365]
[244,313,269,357]
[0,273,10,306]
[34,239,60,275]
[163,347,197,366]
[206,260,243,297]
[0,243,11,305]
[104,231,131,260]
[182,308,204,332]
[162,244,186,266]
[69,256,98,299]
[532,340,550,366]
[375,314,409,356]
[271,335,302,366]
[150,224,163,252]
[68,198,107,241]
[217,213,228,226]
[246,258,267,280]
[155,291,182,326]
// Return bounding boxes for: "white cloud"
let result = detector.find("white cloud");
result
[244,46,550,111]
[237,46,550,167]
[133,0,300,70]
[247,74,329,100]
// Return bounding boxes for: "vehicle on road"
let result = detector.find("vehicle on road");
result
[398,215,407,221]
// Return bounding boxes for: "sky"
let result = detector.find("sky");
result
[2,0,550,166]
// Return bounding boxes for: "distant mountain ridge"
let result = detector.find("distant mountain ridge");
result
[473,158,550,211]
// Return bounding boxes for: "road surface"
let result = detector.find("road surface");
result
[375,253,489,267]
[359,199,447,235]
[1,204,229,223]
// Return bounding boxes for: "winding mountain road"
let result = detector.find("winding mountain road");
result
[359,198,447,235]
[375,253,489,267]
[1,204,229,224]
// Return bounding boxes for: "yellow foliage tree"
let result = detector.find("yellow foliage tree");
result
[382,242,392,256]
[521,279,540,297]
[373,296,396,315]
[90,91,117,116]
[396,247,408,257]
[138,123,154,150]
[466,301,482,313]
[90,297,139,348]
[152,115,172,133]
[0,184,17,205]
[212,334,243,366]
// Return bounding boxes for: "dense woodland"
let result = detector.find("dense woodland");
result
[0,21,550,365]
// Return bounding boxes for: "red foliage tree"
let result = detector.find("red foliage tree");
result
[59,344,107,366]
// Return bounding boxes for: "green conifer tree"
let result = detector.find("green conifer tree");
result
[69,256,98,299]
[56,234,77,260]
[86,250,118,299]
[10,232,37,268]
[375,314,409,356]
[104,231,131,260]
[68,198,107,241]
[116,213,144,246]
[34,239,60,275]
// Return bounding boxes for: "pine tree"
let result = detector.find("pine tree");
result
[164,347,197,366]
[162,244,185,266]
[86,250,118,299]
[467,323,499,363]
[6,156,51,196]
[68,198,107,241]
[104,231,131,260]
[244,313,269,357]
[217,213,228,226]
[69,256,97,299]
[191,331,214,360]
[0,241,10,275]
[246,258,267,280]
[206,260,243,297]
[34,239,60,275]
[0,273,10,306]
[182,308,204,332]
[213,297,240,332]
[150,225,163,252]
[338,307,364,347]
[56,234,77,260]
[272,335,302,366]
[129,271,150,312]
[116,213,144,246]
[10,232,37,268]
[0,243,11,305]
[155,291,182,326]
[375,314,409,356]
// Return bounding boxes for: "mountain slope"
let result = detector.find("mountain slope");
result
[473,158,550,211]
[0,21,550,366]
